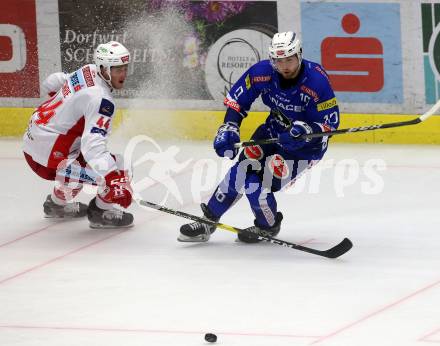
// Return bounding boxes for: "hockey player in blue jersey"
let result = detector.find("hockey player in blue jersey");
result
[179,31,340,243]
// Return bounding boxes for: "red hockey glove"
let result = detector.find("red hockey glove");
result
[100,170,132,208]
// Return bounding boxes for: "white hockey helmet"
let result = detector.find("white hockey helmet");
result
[269,31,302,65]
[94,41,130,86]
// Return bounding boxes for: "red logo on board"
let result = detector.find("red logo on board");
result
[0,0,39,97]
[321,13,384,92]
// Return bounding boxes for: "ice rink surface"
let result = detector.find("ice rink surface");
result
[0,137,439,346]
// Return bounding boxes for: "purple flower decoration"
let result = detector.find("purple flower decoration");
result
[225,2,249,13]
[198,1,232,23]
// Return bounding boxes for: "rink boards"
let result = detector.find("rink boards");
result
[1,107,440,144]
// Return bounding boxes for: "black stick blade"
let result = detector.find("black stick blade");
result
[323,238,353,258]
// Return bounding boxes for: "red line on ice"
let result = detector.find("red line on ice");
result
[310,278,440,344]
[0,222,62,249]
[419,327,440,343]
[0,162,195,248]
[0,164,196,285]
[0,324,321,339]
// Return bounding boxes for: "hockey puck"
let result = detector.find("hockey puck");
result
[204,333,217,343]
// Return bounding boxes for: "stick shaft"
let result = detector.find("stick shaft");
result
[235,99,440,148]
[137,199,352,258]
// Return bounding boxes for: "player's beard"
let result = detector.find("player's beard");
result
[280,69,298,80]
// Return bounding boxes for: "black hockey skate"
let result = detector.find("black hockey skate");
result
[238,212,283,243]
[178,203,219,242]
[43,194,88,218]
[87,197,134,229]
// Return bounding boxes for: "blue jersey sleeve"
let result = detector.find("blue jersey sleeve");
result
[302,66,340,133]
[223,61,272,123]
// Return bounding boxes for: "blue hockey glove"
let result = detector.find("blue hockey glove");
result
[213,122,240,159]
[278,121,313,153]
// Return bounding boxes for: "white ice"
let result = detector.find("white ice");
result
[0,137,439,346]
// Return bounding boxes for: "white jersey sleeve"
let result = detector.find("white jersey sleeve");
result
[80,95,118,176]
[42,72,68,96]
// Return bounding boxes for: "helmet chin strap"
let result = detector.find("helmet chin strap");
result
[293,53,303,75]
[98,66,113,89]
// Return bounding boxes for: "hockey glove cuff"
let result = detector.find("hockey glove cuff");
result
[213,122,240,159]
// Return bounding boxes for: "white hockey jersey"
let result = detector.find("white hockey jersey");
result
[23,64,118,176]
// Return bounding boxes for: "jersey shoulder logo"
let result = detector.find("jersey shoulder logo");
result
[300,85,319,102]
[82,66,95,87]
[314,65,330,81]
[99,99,115,117]
[252,75,271,83]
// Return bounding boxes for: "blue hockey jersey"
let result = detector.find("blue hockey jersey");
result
[223,59,340,157]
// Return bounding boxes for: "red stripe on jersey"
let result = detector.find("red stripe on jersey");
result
[47,117,85,169]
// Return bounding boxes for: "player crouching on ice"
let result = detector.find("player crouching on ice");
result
[179,31,340,243]
[23,41,133,228]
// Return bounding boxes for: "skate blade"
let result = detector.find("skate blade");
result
[44,214,63,219]
[177,234,209,242]
[89,223,134,229]
[44,214,86,219]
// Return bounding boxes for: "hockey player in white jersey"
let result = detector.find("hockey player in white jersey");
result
[23,41,133,228]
